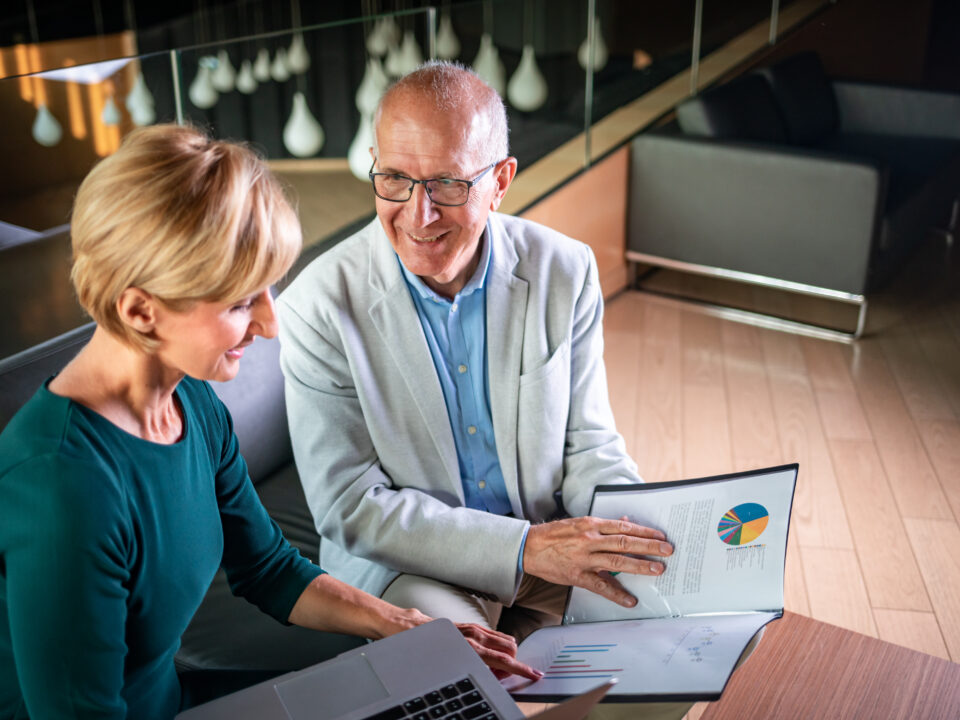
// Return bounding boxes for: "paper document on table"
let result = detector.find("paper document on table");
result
[504,612,775,699]
[503,464,797,702]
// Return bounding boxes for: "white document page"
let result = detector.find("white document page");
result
[565,466,796,623]
[504,612,775,699]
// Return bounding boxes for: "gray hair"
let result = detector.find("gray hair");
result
[372,60,509,166]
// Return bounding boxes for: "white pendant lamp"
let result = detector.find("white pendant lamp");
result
[356,57,388,116]
[253,48,271,81]
[365,19,388,57]
[348,114,375,181]
[283,92,324,157]
[101,94,121,125]
[381,15,401,47]
[472,33,505,96]
[32,104,63,147]
[436,13,460,60]
[236,60,258,94]
[211,49,236,92]
[507,45,547,111]
[397,31,423,75]
[286,33,310,74]
[188,60,219,108]
[125,72,156,126]
[384,37,404,78]
[577,15,609,72]
[271,48,291,82]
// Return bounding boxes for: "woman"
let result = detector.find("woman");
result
[0,125,538,719]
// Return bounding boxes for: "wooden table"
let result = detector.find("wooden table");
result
[700,611,960,719]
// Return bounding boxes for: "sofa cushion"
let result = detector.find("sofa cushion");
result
[757,51,838,146]
[822,133,960,210]
[676,74,789,143]
[210,328,292,485]
[0,323,94,431]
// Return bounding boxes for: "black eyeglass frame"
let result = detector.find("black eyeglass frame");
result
[368,160,500,207]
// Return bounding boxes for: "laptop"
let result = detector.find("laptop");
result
[176,619,612,720]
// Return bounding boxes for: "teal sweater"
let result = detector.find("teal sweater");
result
[0,377,324,719]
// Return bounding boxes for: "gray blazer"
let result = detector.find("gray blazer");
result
[278,213,640,604]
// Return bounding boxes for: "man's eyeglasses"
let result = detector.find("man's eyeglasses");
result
[368,160,498,207]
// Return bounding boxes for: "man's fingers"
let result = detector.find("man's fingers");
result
[596,552,665,576]
[596,517,667,541]
[587,570,637,608]
[592,532,673,559]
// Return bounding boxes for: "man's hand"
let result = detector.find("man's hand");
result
[455,623,543,680]
[523,516,673,607]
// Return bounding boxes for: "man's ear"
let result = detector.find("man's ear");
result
[489,157,518,211]
[116,287,159,335]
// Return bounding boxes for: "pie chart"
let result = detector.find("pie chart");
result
[718,503,769,545]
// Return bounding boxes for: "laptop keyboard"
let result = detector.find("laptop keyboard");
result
[363,677,502,720]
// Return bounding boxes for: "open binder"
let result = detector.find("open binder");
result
[503,464,798,702]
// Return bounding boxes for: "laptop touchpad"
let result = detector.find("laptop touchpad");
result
[274,653,389,720]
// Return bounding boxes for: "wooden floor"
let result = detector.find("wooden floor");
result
[598,236,960,718]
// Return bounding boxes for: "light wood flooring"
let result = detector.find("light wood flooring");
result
[597,236,960,717]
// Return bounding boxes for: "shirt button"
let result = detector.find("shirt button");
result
[458,364,467,374]
[478,480,487,490]
[467,425,477,435]
[451,303,459,312]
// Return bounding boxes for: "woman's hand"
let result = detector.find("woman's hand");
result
[455,623,543,681]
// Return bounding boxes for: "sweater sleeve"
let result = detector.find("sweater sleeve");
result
[201,383,324,623]
[2,455,130,719]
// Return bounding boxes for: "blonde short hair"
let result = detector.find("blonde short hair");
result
[70,124,302,352]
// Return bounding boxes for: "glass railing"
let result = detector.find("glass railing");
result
[0,0,826,357]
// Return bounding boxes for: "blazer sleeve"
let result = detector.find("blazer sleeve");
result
[278,295,528,604]
[559,245,642,517]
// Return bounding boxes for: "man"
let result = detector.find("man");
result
[278,62,672,638]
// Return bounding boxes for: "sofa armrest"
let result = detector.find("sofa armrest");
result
[628,134,883,295]
[833,81,960,139]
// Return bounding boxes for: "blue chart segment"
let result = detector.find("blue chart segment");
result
[718,502,769,546]
[542,643,622,680]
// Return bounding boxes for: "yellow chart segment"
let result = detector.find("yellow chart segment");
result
[738,516,769,544]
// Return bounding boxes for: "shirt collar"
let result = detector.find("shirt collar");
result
[398,226,492,303]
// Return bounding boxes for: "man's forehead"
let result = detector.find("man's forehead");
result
[377,103,487,172]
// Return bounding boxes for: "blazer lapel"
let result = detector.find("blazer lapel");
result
[486,219,529,517]
[366,230,462,496]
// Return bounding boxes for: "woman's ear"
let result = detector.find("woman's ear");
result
[116,288,158,335]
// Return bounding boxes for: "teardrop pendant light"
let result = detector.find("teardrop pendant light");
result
[32,104,63,147]
[236,60,258,94]
[211,48,235,92]
[472,33,505,95]
[577,15,608,72]
[507,45,547,111]
[125,71,156,126]
[101,94,121,125]
[366,18,388,57]
[121,2,154,126]
[188,60,219,108]
[397,31,423,75]
[356,57,388,116]
[287,33,310,74]
[348,114,375,181]
[384,36,404,78]
[436,13,460,60]
[271,48,291,82]
[253,48,271,81]
[283,92,324,157]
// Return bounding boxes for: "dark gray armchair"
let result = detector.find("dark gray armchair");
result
[628,52,960,338]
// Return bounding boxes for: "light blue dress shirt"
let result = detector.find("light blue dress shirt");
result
[399,231,528,575]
